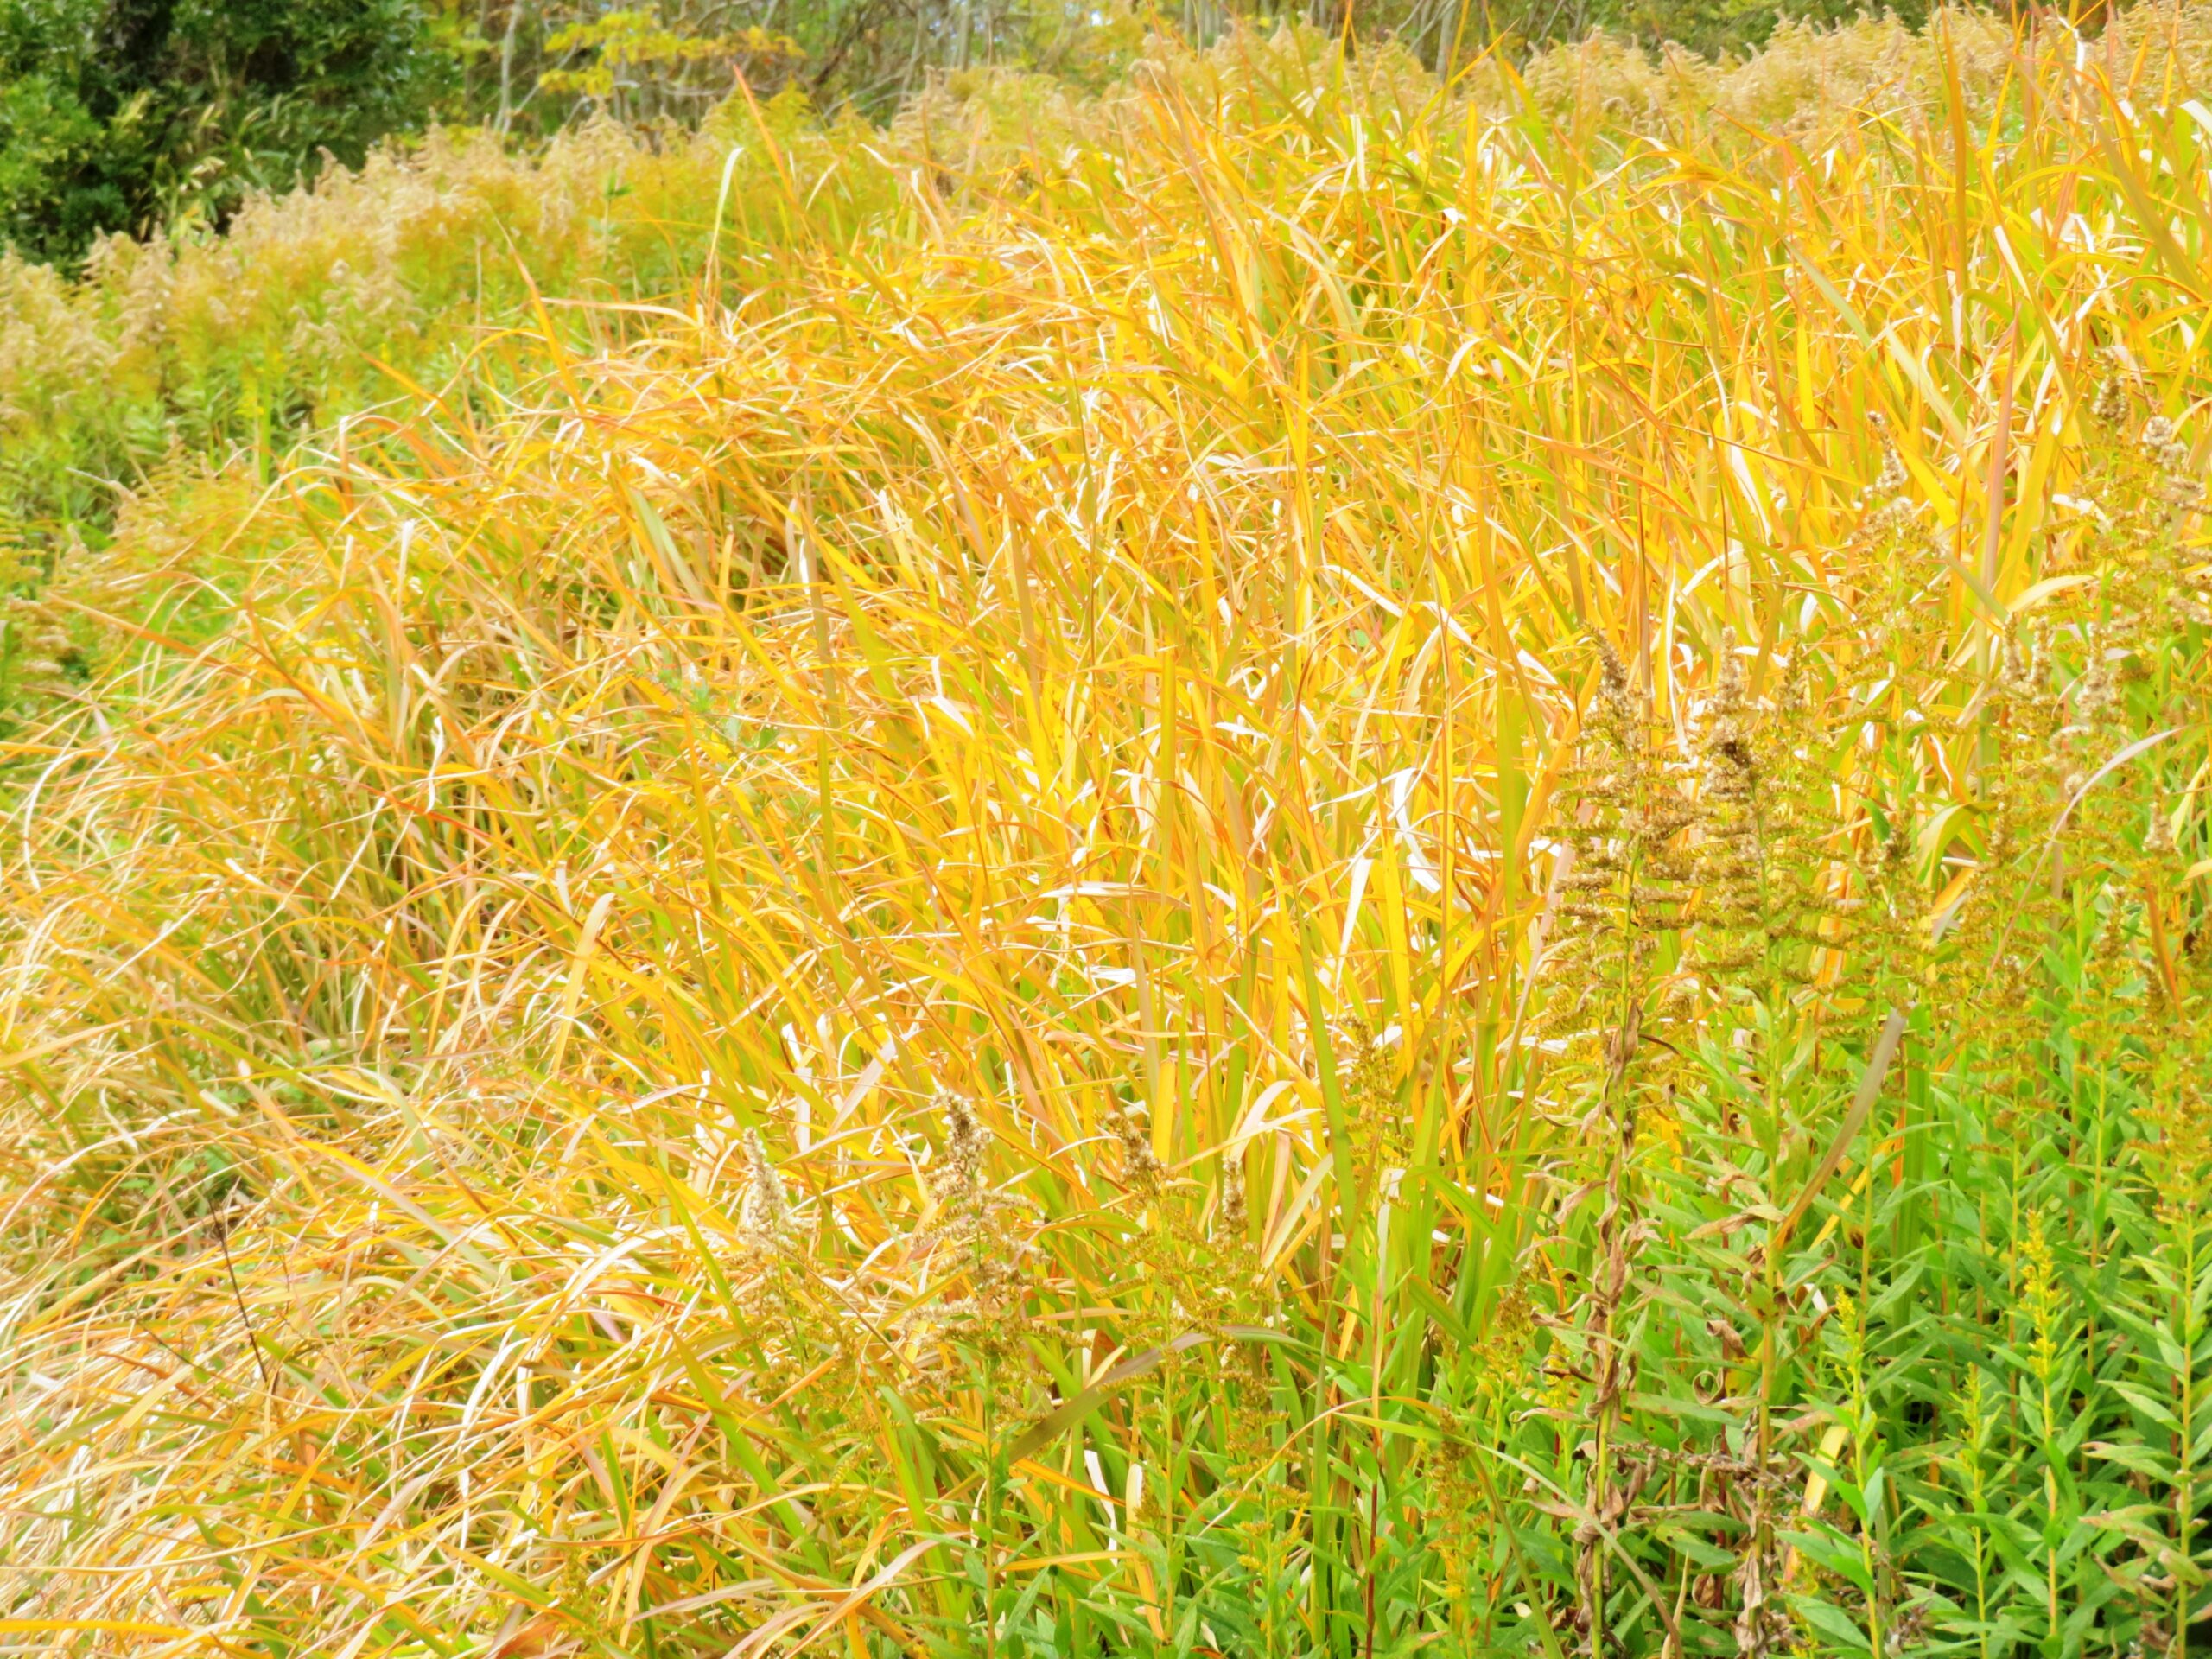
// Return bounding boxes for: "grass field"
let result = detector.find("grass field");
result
[3,11,2212,1656]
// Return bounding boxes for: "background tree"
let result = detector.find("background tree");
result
[0,0,460,263]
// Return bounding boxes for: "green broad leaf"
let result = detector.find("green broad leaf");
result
[1861,1465,1887,1520]
[1783,1528,1874,1597]
[2050,1412,2099,1459]
[2051,1522,2104,1565]
[1650,1524,1739,1569]
[2063,1592,2119,1643]
[1791,1592,1874,1655]
[2085,1440,2176,1481]
[1625,1390,1739,1424]
[1983,1518,2043,1573]
[2109,1382,2180,1433]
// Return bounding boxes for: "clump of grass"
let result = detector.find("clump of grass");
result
[3,11,2212,1656]
[0,92,896,581]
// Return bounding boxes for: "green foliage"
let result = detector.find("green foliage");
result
[0,0,459,264]
[1482,512,2212,1656]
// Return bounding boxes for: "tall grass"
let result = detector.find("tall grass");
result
[2,12,2210,1656]
[0,92,890,597]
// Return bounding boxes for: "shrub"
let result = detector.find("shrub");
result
[0,0,461,264]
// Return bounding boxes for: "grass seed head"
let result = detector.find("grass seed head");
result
[931,1088,988,1216]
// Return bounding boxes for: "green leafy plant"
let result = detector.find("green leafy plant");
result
[0,0,460,263]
